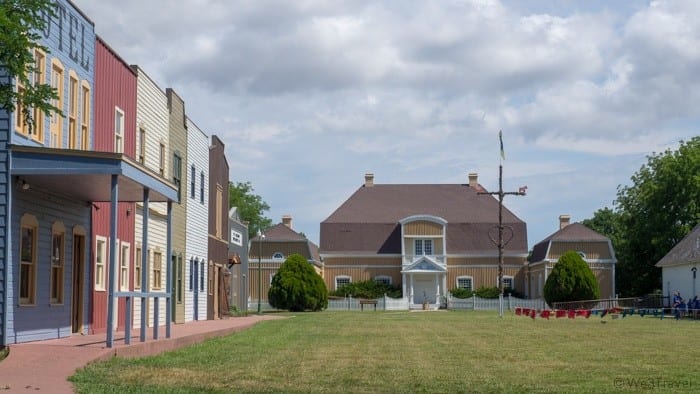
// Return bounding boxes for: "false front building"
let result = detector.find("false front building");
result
[320,173,528,308]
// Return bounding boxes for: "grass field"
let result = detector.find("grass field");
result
[70,311,699,393]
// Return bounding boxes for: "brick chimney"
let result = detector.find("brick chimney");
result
[364,173,374,187]
[559,215,571,230]
[468,173,478,188]
[282,215,293,229]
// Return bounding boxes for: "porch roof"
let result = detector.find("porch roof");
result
[10,145,178,203]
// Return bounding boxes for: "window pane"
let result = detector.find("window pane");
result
[21,228,33,261]
[415,240,422,255]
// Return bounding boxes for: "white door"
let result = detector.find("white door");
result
[413,278,436,304]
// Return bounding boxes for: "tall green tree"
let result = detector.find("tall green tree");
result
[228,181,272,238]
[0,0,61,129]
[585,137,700,296]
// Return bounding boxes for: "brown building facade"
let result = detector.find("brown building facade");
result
[528,215,617,299]
[320,173,529,308]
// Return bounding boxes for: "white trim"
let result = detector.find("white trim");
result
[456,275,473,291]
[325,265,401,269]
[399,215,448,226]
[94,235,108,291]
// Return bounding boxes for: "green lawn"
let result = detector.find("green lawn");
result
[70,311,699,393]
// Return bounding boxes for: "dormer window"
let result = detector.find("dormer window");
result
[415,239,433,255]
[577,251,587,259]
[272,252,284,260]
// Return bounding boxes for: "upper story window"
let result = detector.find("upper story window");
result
[114,107,124,153]
[159,142,166,177]
[138,127,146,164]
[49,58,64,147]
[272,252,285,260]
[415,239,433,255]
[173,153,182,201]
[31,49,46,143]
[80,81,90,150]
[215,184,223,238]
[190,165,196,198]
[68,71,78,149]
[200,171,205,204]
[577,251,587,259]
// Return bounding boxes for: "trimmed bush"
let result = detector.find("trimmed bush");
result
[450,287,474,299]
[544,250,600,306]
[268,254,328,311]
[329,280,402,299]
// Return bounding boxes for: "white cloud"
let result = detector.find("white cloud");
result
[73,0,699,247]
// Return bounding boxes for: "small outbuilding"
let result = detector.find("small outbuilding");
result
[656,224,700,302]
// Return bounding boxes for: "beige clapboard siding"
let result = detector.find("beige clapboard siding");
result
[324,267,403,291]
[403,220,443,236]
[133,68,170,328]
[547,241,613,260]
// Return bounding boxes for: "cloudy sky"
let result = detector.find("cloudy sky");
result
[74,0,699,248]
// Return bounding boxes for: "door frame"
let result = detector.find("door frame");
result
[71,233,85,334]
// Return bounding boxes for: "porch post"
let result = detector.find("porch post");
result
[402,273,406,301]
[435,274,440,304]
[410,275,414,305]
[165,200,172,338]
[140,188,150,342]
[442,273,447,299]
[106,174,118,348]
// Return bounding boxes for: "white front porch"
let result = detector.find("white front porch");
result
[402,255,448,310]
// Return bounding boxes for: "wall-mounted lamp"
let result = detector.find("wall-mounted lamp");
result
[16,178,30,191]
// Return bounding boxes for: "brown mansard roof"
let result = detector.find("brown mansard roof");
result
[320,183,527,254]
[252,223,322,263]
[530,223,610,263]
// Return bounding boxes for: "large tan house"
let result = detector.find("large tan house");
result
[248,216,322,304]
[320,173,529,308]
[528,215,617,299]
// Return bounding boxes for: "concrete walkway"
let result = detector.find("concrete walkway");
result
[0,315,278,393]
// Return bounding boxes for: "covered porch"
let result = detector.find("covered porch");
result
[8,145,177,347]
[401,256,447,310]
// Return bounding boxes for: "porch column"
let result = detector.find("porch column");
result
[165,201,172,338]
[410,275,414,305]
[106,174,118,348]
[442,273,447,298]
[435,274,440,303]
[402,273,406,300]
[140,188,150,342]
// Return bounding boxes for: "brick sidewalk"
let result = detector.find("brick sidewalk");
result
[0,315,278,393]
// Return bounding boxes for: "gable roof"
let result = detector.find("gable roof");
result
[656,224,700,268]
[530,223,610,263]
[320,183,527,254]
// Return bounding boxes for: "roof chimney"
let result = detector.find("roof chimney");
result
[559,215,571,230]
[282,215,293,229]
[468,173,478,188]
[364,173,374,187]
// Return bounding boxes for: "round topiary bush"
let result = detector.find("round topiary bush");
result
[268,254,328,311]
[544,250,600,307]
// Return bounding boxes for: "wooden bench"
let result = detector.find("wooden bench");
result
[359,299,378,311]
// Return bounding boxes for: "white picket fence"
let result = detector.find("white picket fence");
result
[249,295,546,312]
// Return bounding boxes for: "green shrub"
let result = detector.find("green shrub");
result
[450,288,474,299]
[328,280,402,299]
[268,254,328,311]
[544,250,600,307]
[475,286,500,299]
